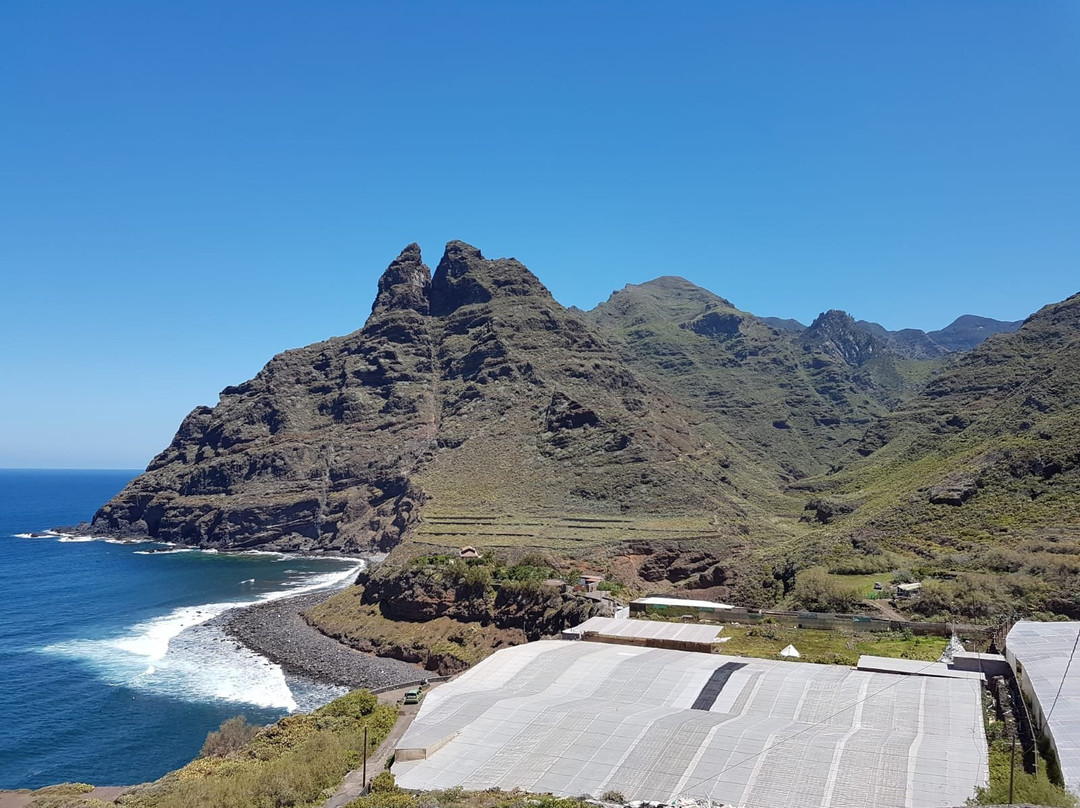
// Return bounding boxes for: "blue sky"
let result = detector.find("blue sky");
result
[1,2,1078,468]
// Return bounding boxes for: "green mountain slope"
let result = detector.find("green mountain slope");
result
[796,293,1080,616]
[584,280,934,482]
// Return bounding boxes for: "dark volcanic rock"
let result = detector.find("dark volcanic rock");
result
[801,498,861,524]
[802,310,883,367]
[89,242,743,551]
[222,591,423,689]
[927,476,979,506]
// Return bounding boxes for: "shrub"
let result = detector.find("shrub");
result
[790,568,862,613]
[601,790,626,802]
[370,771,399,793]
[446,560,492,592]
[321,689,377,718]
[200,716,259,758]
[828,556,892,575]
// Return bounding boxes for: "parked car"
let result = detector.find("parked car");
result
[403,688,423,705]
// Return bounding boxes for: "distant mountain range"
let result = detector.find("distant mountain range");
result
[83,242,1080,619]
[759,313,1023,357]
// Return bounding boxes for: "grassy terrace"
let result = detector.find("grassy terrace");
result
[713,624,948,666]
[412,512,723,551]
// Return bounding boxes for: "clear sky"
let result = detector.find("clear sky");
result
[1,2,1078,468]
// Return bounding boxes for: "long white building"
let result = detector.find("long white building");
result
[1006,620,1080,796]
[394,640,988,808]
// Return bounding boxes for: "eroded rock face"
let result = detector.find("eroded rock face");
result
[89,242,741,551]
[927,477,978,506]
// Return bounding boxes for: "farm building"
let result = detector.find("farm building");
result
[393,641,988,807]
[629,596,735,619]
[561,615,721,653]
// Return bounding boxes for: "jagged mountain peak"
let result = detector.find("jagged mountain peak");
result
[371,242,431,316]
[802,309,882,367]
[430,240,552,316]
[808,309,858,329]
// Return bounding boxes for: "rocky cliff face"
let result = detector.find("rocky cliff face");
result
[90,243,743,551]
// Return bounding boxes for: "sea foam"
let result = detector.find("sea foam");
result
[40,557,364,711]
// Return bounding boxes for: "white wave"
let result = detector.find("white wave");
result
[37,557,364,712]
[45,618,298,711]
[58,536,95,543]
[14,532,59,539]
[256,561,364,603]
[235,550,287,558]
[133,548,196,555]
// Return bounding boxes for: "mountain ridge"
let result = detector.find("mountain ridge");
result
[80,243,1079,622]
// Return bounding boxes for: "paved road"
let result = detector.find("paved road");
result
[322,685,442,808]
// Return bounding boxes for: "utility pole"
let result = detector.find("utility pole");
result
[363,725,368,790]
[1008,732,1016,805]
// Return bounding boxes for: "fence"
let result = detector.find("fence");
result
[368,674,454,696]
[629,602,993,639]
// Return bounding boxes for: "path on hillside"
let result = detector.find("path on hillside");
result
[866,598,907,621]
[0,787,129,808]
[322,685,442,808]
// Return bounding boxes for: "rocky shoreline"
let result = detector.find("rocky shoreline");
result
[221,590,425,691]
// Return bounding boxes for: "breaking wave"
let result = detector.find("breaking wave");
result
[39,557,364,711]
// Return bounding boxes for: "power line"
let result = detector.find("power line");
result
[1043,623,1080,726]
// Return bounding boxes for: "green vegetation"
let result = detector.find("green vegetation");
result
[26,784,112,808]
[200,715,260,758]
[346,784,595,808]
[789,567,863,613]
[119,689,395,808]
[971,718,1077,806]
[717,625,948,666]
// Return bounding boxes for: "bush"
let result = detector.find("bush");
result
[446,560,492,592]
[828,556,892,575]
[321,689,377,718]
[601,790,626,803]
[370,771,399,793]
[790,568,862,613]
[971,740,1078,807]
[200,716,259,758]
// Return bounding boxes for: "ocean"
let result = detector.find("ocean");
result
[0,469,364,789]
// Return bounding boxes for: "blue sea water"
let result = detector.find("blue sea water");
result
[0,469,364,789]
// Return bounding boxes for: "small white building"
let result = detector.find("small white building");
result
[629,596,735,618]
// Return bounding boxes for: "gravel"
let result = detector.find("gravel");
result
[221,590,425,691]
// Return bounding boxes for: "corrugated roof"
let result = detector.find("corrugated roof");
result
[1006,621,1080,795]
[563,616,722,644]
[394,641,987,807]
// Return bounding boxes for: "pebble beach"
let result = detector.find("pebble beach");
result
[221,589,425,691]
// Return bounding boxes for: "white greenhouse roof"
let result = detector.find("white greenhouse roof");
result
[857,655,985,681]
[1006,621,1080,795]
[393,641,987,808]
[562,616,722,645]
[634,596,735,610]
